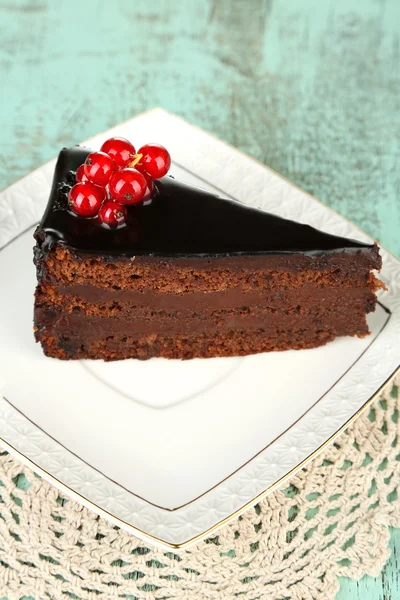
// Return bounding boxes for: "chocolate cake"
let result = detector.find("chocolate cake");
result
[33,144,383,361]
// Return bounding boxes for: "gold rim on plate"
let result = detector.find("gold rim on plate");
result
[0,368,398,550]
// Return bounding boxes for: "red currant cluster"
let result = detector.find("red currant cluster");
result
[68,137,171,227]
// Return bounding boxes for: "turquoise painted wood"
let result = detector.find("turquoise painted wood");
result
[0,0,399,598]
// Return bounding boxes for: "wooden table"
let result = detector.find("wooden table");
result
[0,1,399,598]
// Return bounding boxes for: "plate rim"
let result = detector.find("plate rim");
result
[0,369,397,550]
[1,108,399,549]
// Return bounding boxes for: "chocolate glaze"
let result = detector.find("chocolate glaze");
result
[35,146,375,259]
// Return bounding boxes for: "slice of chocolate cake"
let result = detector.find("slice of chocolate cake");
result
[33,144,383,361]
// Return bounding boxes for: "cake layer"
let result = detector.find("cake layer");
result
[60,282,378,309]
[36,246,381,293]
[37,322,367,361]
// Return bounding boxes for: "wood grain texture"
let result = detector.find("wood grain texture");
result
[0,0,399,598]
[337,527,400,600]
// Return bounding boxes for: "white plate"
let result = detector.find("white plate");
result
[0,109,399,550]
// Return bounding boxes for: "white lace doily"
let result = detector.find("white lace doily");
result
[0,374,399,600]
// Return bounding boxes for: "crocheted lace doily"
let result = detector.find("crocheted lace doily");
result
[0,374,399,600]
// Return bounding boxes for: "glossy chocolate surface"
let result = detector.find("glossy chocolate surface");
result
[35,146,374,258]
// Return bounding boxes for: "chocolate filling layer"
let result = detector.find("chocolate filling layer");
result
[35,286,376,322]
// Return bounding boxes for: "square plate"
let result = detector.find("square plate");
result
[0,109,399,550]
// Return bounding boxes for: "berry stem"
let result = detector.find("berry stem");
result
[128,153,143,168]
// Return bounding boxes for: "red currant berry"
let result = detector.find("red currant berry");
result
[84,151,115,186]
[68,182,105,217]
[100,137,136,169]
[75,164,88,183]
[137,143,171,179]
[142,171,155,201]
[108,168,147,204]
[98,200,127,227]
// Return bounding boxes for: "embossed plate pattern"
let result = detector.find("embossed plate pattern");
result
[0,109,399,549]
